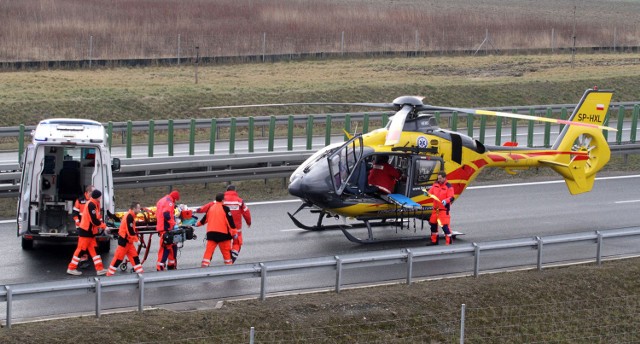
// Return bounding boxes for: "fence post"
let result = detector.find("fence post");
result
[268,116,276,152]
[148,120,154,157]
[494,117,502,146]
[95,277,102,318]
[460,304,466,344]
[406,249,413,285]
[382,113,389,127]
[537,236,544,271]
[325,115,332,146]
[250,326,255,344]
[616,106,625,144]
[287,115,294,151]
[559,107,568,133]
[451,111,458,131]
[229,118,236,154]
[307,116,314,150]
[467,114,474,137]
[344,114,351,140]
[473,243,480,277]
[6,285,12,329]
[479,116,486,143]
[248,117,255,153]
[209,119,217,155]
[603,109,611,141]
[631,105,639,143]
[107,122,113,151]
[544,108,552,148]
[259,263,267,301]
[363,113,369,134]
[335,256,342,293]
[527,109,535,147]
[18,124,24,163]
[596,231,603,265]
[126,120,132,158]
[189,118,196,155]
[138,273,145,313]
[168,120,174,157]
[510,109,518,143]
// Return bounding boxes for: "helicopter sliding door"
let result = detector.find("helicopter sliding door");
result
[327,136,364,196]
[407,156,444,198]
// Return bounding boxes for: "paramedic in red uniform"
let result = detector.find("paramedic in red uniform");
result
[156,190,180,271]
[72,184,94,265]
[106,202,144,276]
[67,190,107,276]
[427,171,455,245]
[196,193,237,266]
[224,185,251,263]
[367,155,401,194]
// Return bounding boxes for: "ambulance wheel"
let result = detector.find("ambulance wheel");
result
[98,240,111,253]
[21,237,34,250]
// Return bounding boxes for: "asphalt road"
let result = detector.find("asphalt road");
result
[1,174,639,322]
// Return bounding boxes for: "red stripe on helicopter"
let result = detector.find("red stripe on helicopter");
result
[447,164,476,181]
[488,154,507,162]
[472,159,489,169]
[509,154,527,160]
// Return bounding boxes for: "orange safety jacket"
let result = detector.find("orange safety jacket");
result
[199,202,237,242]
[156,194,177,233]
[223,190,251,230]
[428,179,455,212]
[72,192,91,225]
[78,198,105,237]
[117,210,139,246]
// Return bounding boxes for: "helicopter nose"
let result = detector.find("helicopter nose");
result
[288,176,304,198]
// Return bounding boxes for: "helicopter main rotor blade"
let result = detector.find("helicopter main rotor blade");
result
[384,105,412,146]
[200,102,398,110]
[419,105,618,132]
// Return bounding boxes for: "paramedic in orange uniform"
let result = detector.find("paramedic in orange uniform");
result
[427,171,455,245]
[106,202,144,276]
[156,190,180,271]
[67,190,107,276]
[72,184,94,265]
[197,193,237,266]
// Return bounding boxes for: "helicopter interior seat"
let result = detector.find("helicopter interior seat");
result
[343,161,369,195]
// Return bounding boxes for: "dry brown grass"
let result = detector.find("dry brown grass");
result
[1,0,639,62]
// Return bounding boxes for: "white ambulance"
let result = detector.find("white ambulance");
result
[17,119,120,252]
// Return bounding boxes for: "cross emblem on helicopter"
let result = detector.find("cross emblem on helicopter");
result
[202,88,616,243]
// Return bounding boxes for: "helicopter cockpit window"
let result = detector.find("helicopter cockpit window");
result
[414,159,442,186]
[328,136,364,195]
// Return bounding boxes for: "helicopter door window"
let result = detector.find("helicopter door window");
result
[414,159,442,187]
[327,136,364,195]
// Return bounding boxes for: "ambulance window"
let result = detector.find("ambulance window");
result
[414,160,441,186]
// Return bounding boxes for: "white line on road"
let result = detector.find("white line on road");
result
[280,228,305,232]
[615,200,640,204]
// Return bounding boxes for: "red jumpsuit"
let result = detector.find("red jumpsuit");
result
[107,210,143,276]
[428,178,455,244]
[68,198,106,273]
[368,162,401,194]
[156,194,178,270]
[197,202,237,266]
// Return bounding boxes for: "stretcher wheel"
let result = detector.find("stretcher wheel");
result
[119,262,128,271]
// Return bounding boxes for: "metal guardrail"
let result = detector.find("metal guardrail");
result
[0,144,639,198]
[1,226,639,328]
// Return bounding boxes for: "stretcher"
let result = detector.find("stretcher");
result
[108,206,198,272]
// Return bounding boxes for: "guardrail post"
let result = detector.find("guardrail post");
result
[287,115,294,151]
[229,117,237,154]
[107,121,113,151]
[209,119,217,155]
[382,113,389,127]
[189,118,196,155]
[268,116,275,152]
[168,119,174,157]
[148,120,154,157]
[259,263,267,301]
[536,236,543,271]
[596,231,603,265]
[335,256,342,293]
[250,326,255,344]
[95,277,102,318]
[631,105,639,143]
[473,243,480,277]
[248,117,255,153]
[6,286,12,329]
[126,120,133,158]
[544,108,552,148]
[510,109,518,143]
[451,111,458,131]
[138,273,145,313]
[325,115,332,146]
[603,109,610,141]
[460,304,466,344]
[494,117,502,146]
[616,106,625,144]
[467,114,474,137]
[559,107,568,133]
[18,124,24,163]
[479,116,487,143]
[527,109,535,147]
[344,114,351,141]
[306,116,314,150]
[406,249,413,285]
[363,113,369,134]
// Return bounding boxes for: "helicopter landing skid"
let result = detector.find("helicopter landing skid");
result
[339,220,464,244]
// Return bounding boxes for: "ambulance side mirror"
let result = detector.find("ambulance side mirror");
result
[111,158,121,172]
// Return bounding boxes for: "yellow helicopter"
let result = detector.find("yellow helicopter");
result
[202,88,615,243]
